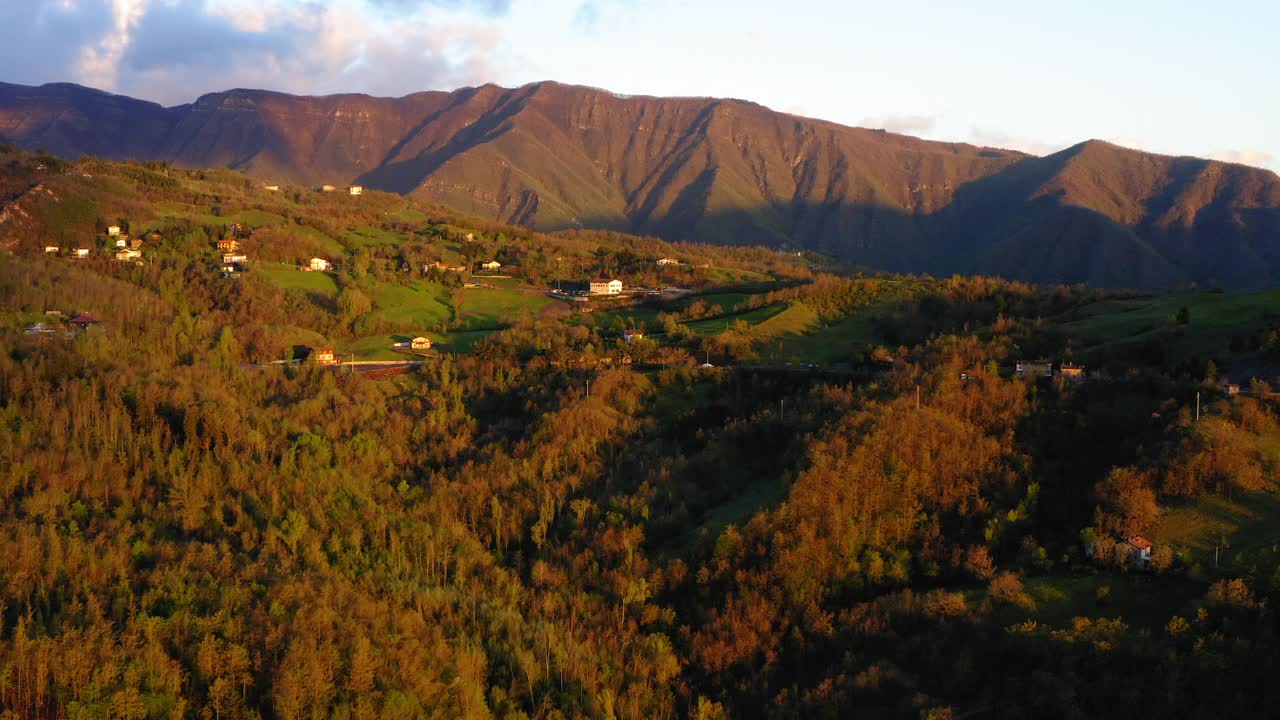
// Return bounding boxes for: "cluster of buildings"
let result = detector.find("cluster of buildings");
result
[45,224,149,263]
[1014,359,1086,381]
[217,237,247,276]
[24,312,100,338]
[316,184,364,195]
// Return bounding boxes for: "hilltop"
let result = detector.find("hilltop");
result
[4,80,1280,289]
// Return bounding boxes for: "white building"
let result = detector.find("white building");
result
[44,245,60,253]
[72,248,90,259]
[623,330,645,343]
[481,260,501,271]
[222,253,248,264]
[107,226,121,237]
[115,238,128,248]
[115,249,142,261]
[348,185,363,196]
[656,257,679,266]
[264,185,280,192]
[309,257,331,272]
[589,279,623,296]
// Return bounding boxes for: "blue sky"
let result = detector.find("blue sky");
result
[2,0,1276,170]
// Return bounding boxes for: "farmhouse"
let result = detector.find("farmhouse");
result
[222,253,248,265]
[115,238,128,248]
[411,336,433,351]
[107,226,121,237]
[1221,379,1241,396]
[311,346,338,366]
[623,330,645,343]
[320,185,336,192]
[430,261,467,273]
[72,248,90,259]
[309,257,331,272]
[264,185,280,192]
[68,313,100,330]
[115,249,142,261]
[589,279,623,296]
[656,257,679,266]
[481,260,501,271]
[1126,536,1153,568]
[217,238,240,253]
[1016,359,1053,378]
[348,185,363,196]
[44,245,59,253]
[1059,362,1086,381]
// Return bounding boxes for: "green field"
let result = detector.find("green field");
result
[370,281,453,327]
[257,262,339,296]
[294,225,345,256]
[456,287,550,329]
[757,304,892,365]
[1059,289,1280,362]
[686,303,787,336]
[342,330,493,359]
[342,225,405,248]
[992,574,1203,631]
[1149,488,1280,572]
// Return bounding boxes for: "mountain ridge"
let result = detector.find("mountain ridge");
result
[2,79,1279,288]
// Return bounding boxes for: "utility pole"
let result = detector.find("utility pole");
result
[586,379,590,399]
[916,384,921,411]
[779,398,785,421]
[1196,391,1200,423]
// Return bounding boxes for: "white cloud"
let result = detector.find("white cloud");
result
[967,125,1065,157]
[858,114,939,136]
[1212,149,1277,172]
[2,0,515,105]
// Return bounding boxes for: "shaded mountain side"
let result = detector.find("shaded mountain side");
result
[2,81,1279,288]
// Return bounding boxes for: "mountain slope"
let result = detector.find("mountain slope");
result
[2,81,1278,288]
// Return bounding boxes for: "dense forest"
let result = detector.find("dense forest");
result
[2,149,1280,718]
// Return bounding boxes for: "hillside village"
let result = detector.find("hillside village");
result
[4,146,1280,717]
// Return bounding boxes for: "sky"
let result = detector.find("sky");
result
[1,0,1276,171]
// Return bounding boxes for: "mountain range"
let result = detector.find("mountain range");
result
[2,79,1279,289]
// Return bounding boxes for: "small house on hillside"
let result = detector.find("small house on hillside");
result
[264,185,280,192]
[481,260,501,271]
[222,253,248,265]
[430,261,467,273]
[1126,536,1153,568]
[589,279,623,296]
[68,313,100,330]
[320,185,336,192]
[115,238,128,248]
[44,245,60,253]
[309,257,331,272]
[129,238,143,250]
[348,185,363,196]
[1220,379,1241,396]
[217,238,240,253]
[623,330,645,344]
[411,336,433,351]
[1059,362,1086,382]
[107,226,121,237]
[1016,359,1053,378]
[115,249,142,262]
[72,248,90,259]
[311,346,338,366]
[656,257,679,266]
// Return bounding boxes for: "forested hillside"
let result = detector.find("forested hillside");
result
[3,148,1280,718]
[4,81,1280,289]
